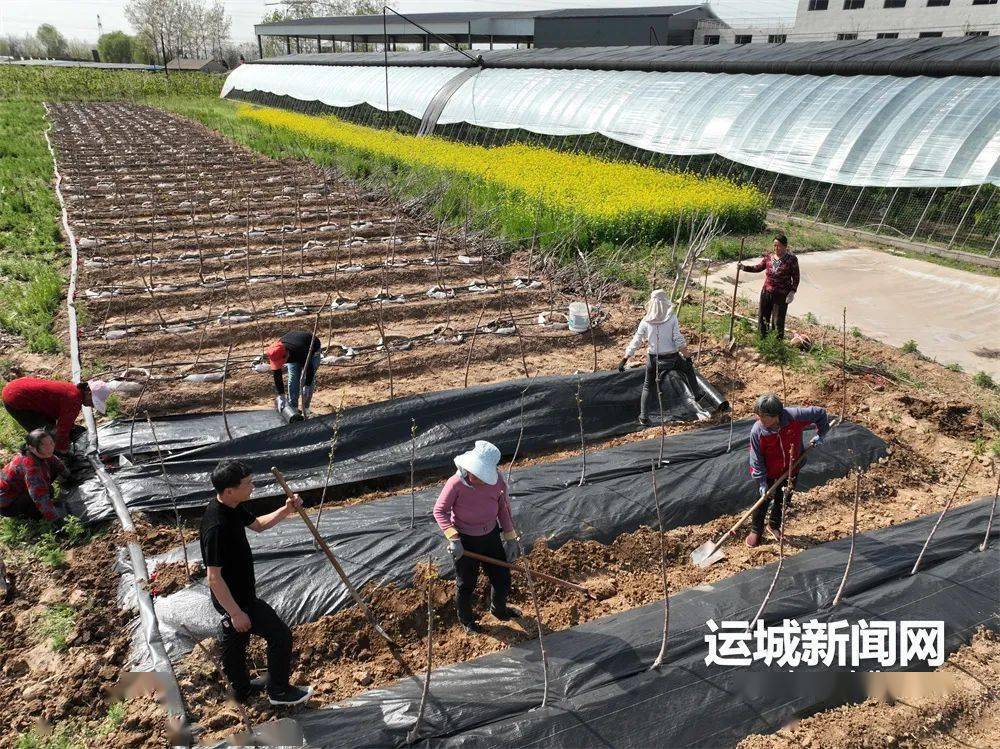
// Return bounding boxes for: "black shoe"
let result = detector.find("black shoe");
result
[267,684,314,706]
[638,416,651,427]
[460,620,482,634]
[288,410,304,423]
[234,682,263,705]
[490,605,522,621]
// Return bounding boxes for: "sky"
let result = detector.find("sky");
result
[1,1,799,43]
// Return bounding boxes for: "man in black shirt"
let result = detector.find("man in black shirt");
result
[200,460,314,706]
[266,331,322,422]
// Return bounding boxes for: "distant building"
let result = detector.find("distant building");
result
[791,0,998,41]
[253,5,722,56]
[696,0,998,44]
[166,58,229,73]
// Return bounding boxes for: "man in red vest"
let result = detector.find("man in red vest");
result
[747,393,829,548]
[1,377,111,454]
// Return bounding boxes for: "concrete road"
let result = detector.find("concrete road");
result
[708,248,1000,379]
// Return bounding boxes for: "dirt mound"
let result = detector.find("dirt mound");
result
[738,628,1000,749]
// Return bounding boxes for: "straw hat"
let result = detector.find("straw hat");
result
[644,289,674,324]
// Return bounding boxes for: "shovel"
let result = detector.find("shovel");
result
[690,419,840,568]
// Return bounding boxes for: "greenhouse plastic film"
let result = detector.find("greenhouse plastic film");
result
[139,419,884,662]
[281,498,999,748]
[68,368,726,523]
[221,63,463,118]
[224,63,1000,188]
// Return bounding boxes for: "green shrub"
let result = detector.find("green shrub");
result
[973,371,996,390]
[901,339,919,354]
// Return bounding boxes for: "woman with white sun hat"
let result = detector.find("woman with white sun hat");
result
[433,440,522,633]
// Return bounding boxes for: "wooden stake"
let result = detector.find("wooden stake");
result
[221,337,234,441]
[314,392,344,534]
[750,443,795,628]
[841,307,848,422]
[463,298,489,388]
[520,539,550,708]
[696,264,708,364]
[727,237,745,342]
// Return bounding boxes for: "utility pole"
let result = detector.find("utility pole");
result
[97,14,104,39]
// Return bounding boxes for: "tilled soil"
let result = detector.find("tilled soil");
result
[2,103,996,748]
[46,102,629,417]
[738,628,1000,749]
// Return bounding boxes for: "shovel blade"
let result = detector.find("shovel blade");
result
[691,541,725,569]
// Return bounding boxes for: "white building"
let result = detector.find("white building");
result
[696,0,999,44]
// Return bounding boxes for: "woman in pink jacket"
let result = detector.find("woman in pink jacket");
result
[433,440,521,633]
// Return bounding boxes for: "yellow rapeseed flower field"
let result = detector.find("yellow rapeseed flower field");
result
[239,105,767,244]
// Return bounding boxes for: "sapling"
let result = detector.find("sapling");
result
[650,462,671,669]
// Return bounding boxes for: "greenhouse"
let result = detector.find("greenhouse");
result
[222,37,1000,256]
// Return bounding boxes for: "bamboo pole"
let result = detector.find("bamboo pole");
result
[727,238,745,342]
[576,373,587,486]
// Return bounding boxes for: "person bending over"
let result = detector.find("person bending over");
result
[266,331,322,421]
[618,288,699,426]
[2,377,111,455]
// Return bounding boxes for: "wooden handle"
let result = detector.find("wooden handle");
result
[712,420,840,550]
[461,549,596,600]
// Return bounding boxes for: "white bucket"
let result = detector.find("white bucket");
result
[567,302,591,333]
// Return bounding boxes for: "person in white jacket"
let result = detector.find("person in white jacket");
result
[618,289,700,426]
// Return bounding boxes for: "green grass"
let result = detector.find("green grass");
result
[945,362,963,373]
[0,101,65,353]
[0,65,223,102]
[0,514,93,567]
[39,603,76,651]
[901,339,920,355]
[102,393,123,421]
[15,700,126,749]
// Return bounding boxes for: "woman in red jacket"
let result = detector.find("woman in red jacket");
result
[747,394,829,548]
[0,429,68,522]
[738,233,800,340]
[1,377,111,454]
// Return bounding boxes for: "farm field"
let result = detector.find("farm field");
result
[0,65,996,749]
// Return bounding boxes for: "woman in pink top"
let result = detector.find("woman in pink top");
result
[433,440,521,633]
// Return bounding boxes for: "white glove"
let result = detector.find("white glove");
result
[785,291,795,304]
[275,395,288,412]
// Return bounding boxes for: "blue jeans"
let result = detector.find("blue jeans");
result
[285,352,321,408]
